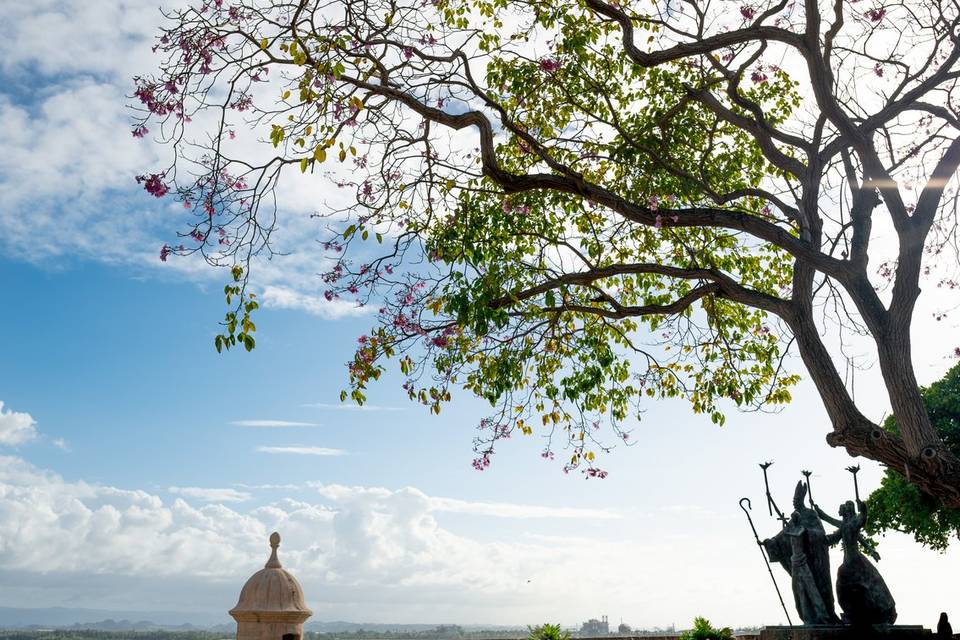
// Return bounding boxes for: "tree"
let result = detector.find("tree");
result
[867,362,960,549]
[679,617,734,640]
[526,624,569,640]
[133,0,960,504]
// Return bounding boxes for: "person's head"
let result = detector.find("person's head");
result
[839,500,856,519]
[939,612,948,624]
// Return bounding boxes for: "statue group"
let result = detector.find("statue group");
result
[761,480,897,627]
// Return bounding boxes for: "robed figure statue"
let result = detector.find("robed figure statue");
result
[816,499,897,626]
[762,482,840,625]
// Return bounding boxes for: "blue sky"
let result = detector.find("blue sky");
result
[1,0,958,631]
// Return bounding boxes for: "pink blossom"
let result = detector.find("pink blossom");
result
[740,6,757,19]
[472,452,492,471]
[132,126,149,138]
[648,195,659,211]
[160,244,171,262]
[865,7,886,21]
[538,58,561,73]
[137,173,170,198]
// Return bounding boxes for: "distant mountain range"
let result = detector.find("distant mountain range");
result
[0,608,231,631]
[0,608,523,633]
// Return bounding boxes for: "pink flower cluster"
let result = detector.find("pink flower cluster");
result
[134,79,176,116]
[136,173,170,198]
[538,58,562,73]
[501,199,530,215]
[472,453,492,470]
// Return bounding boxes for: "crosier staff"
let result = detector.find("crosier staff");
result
[740,497,793,626]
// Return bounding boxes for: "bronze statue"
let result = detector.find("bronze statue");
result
[762,482,840,625]
[817,499,897,626]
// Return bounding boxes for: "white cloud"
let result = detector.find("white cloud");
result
[234,483,305,491]
[0,455,628,609]
[304,403,404,412]
[429,496,620,520]
[312,484,620,520]
[0,2,379,321]
[0,402,38,446]
[231,420,319,428]
[256,446,346,456]
[260,285,371,320]
[168,487,253,503]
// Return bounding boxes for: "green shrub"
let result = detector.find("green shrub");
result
[679,617,733,640]
[526,624,570,640]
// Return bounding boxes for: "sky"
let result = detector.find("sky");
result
[1,0,959,632]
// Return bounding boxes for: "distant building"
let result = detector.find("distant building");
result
[617,622,631,635]
[580,616,609,635]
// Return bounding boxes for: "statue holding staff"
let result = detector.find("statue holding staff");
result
[817,499,898,626]
[762,482,840,625]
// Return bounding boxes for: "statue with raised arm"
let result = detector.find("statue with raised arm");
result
[762,482,840,625]
[818,499,897,626]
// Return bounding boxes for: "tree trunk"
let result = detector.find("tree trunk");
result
[874,320,940,456]
[789,303,960,508]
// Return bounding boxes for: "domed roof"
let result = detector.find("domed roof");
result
[229,532,312,620]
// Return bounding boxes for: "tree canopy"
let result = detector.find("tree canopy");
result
[133,0,960,504]
[867,362,960,550]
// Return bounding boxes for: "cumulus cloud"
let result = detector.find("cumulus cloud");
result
[311,484,620,520]
[231,420,319,428]
[429,496,620,520]
[260,285,371,320]
[0,456,627,602]
[0,1,378,320]
[168,487,253,503]
[256,446,346,456]
[0,402,38,446]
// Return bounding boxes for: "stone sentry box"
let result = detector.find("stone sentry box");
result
[230,532,313,640]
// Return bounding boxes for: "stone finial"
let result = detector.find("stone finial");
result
[265,531,282,569]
